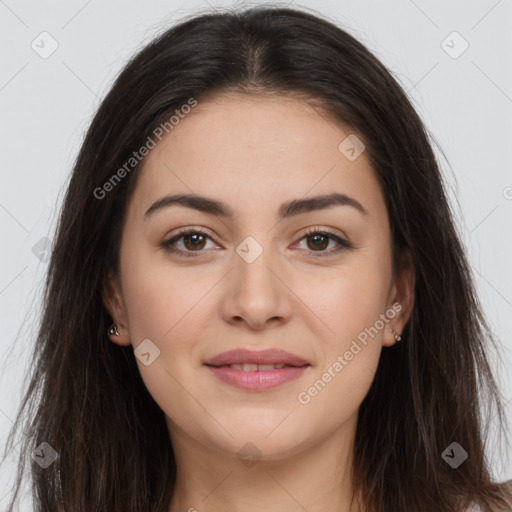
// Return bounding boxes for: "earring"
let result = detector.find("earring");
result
[108,324,120,337]
[390,328,401,342]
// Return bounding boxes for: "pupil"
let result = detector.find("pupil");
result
[185,233,204,250]
[310,234,327,250]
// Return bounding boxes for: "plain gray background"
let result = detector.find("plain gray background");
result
[1,0,511,507]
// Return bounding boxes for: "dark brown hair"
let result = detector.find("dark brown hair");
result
[2,5,511,511]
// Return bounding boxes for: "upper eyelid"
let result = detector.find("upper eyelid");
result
[166,227,346,242]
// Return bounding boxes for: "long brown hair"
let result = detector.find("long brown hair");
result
[2,5,511,511]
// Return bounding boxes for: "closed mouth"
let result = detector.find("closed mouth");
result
[206,363,310,371]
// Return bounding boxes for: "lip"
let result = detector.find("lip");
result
[204,349,311,391]
[203,348,310,367]
[205,365,309,391]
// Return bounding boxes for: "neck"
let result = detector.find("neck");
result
[167,414,363,512]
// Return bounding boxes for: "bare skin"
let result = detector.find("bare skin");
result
[103,93,415,512]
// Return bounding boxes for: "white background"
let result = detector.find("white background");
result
[1,0,511,507]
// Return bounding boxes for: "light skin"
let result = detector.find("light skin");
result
[103,93,415,512]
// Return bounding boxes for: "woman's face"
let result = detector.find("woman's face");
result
[104,93,414,462]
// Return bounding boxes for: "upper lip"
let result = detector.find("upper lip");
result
[204,348,310,367]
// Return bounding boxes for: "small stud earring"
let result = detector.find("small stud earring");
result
[108,324,120,337]
[390,328,401,342]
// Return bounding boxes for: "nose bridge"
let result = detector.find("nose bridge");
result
[222,232,291,328]
[234,233,279,298]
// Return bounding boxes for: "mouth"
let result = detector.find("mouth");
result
[204,363,310,391]
[203,348,310,367]
[203,349,311,391]
[207,362,306,371]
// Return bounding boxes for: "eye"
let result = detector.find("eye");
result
[294,228,353,257]
[161,228,217,258]
[160,227,353,258]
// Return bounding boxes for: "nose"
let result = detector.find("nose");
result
[220,241,293,331]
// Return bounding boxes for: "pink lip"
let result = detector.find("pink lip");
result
[205,365,309,391]
[204,348,310,367]
[203,349,310,391]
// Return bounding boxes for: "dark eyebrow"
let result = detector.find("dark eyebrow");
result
[144,192,368,220]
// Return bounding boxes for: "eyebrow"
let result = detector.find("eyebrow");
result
[144,192,368,220]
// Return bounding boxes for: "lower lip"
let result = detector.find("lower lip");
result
[205,365,309,391]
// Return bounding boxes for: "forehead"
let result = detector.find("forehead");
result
[128,93,386,222]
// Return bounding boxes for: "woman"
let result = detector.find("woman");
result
[2,5,511,512]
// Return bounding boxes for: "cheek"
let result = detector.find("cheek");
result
[295,255,391,347]
[120,243,212,342]
[290,258,390,411]
[294,271,387,421]
[119,256,212,426]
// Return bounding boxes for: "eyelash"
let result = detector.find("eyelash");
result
[160,227,353,259]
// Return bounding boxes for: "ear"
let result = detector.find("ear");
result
[102,270,131,346]
[384,247,415,347]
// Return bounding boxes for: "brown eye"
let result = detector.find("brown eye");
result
[306,233,330,251]
[295,228,353,257]
[161,227,353,259]
[161,229,216,258]
[182,233,207,251]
